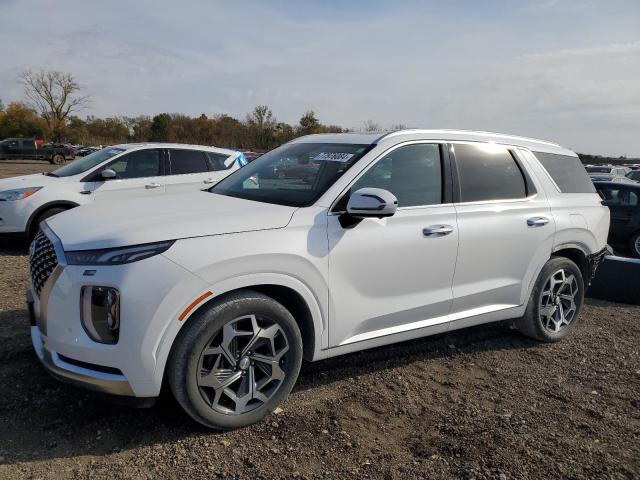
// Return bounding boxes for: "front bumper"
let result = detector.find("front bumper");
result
[30,326,135,396]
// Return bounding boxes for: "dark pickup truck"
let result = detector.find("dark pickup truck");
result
[0,138,74,164]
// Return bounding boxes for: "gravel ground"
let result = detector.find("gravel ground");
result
[0,159,638,479]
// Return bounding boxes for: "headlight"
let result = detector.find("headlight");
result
[0,187,42,201]
[81,286,120,344]
[66,240,175,266]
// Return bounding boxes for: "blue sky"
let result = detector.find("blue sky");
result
[0,0,639,156]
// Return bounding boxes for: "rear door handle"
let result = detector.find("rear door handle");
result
[203,178,216,184]
[145,182,161,189]
[423,225,454,237]
[527,217,549,227]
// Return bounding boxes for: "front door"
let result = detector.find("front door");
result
[91,148,166,201]
[328,143,458,347]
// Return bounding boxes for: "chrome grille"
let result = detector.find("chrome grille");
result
[29,231,58,297]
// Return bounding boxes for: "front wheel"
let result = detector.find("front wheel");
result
[516,256,585,342]
[629,232,640,258]
[168,291,303,430]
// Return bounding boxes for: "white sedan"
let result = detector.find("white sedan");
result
[0,143,247,238]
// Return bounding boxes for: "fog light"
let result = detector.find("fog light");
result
[80,286,120,344]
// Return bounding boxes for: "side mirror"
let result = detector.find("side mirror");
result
[101,169,116,180]
[346,188,398,218]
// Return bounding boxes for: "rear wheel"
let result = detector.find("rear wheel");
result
[168,290,303,430]
[50,154,64,165]
[629,232,640,258]
[517,257,584,342]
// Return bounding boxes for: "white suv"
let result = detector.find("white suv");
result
[28,130,609,429]
[0,143,246,238]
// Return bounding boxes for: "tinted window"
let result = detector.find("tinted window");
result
[206,152,232,171]
[597,186,639,207]
[627,171,640,181]
[586,166,612,174]
[351,144,441,207]
[107,149,161,179]
[212,143,370,207]
[170,149,209,175]
[534,152,596,193]
[454,144,527,202]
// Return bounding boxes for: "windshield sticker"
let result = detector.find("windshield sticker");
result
[311,152,355,163]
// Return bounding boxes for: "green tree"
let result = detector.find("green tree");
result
[0,102,47,139]
[298,110,320,135]
[246,105,276,150]
[66,115,90,144]
[150,113,172,141]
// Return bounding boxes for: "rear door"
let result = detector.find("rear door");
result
[165,148,224,194]
[91,148,167,201]
[449,143,555,318]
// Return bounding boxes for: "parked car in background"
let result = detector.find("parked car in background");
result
[0,143,246,238]
[28,130,608,429]
[594,181,640,257]
[76,147,100,157]
[0,138,75,164]
[585,165,633,183]
[626,170,640,182]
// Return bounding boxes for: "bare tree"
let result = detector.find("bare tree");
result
[362,120,381,132]
[21,69,90,141]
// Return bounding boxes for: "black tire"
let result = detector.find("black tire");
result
[50,154,65,165]
[168,290,303,430]
[629,232,640,258]
[29,207,68,240]
[516,256,585,343]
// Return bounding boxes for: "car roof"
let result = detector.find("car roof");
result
[291,129,575,156]
[111,143,240,156]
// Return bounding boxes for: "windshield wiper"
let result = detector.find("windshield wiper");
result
[44,172,59,177]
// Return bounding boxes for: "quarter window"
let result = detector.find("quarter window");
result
[106,149,161,179]
[170,149,209,175]
[351,143,442,207]
[534,152,596,193]
[454,144,527,202]
[205,152,232,171]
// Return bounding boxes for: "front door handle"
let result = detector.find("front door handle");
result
[145,182,161,189]
[527,217,549,227]
[423,225,454,237]
[203,178,216,184]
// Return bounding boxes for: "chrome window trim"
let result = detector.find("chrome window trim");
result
[327,140,450,215]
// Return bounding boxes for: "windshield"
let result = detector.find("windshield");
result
[211,142,372,207]
[586,166,612,174]
[50,147,126,177]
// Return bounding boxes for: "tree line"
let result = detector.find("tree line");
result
[0,69,353,151]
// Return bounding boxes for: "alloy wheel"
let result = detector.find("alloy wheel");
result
[196,314,290,414]
[539,269,580,333]
[634,236,640,256]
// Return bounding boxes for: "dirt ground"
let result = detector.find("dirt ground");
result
[0,160,638,479]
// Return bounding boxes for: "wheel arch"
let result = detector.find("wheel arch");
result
[26,200,79,236]
[551,243,589,281]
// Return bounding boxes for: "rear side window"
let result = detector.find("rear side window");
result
[170,149,209,175]
[453,143,527,202]
[205,152,233,171]
[534,152,596,193]
[596,186,639,207]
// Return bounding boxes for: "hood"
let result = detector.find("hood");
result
[0,173,65,190]
[47,192,297,250]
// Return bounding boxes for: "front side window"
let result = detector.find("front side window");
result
[454,143,527,202]
[350,143,442,207]
[597,186,639,207]
[106,149,161,179]
[170,149,209,175]
[52,147,126,177]
[211,142,371,207]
